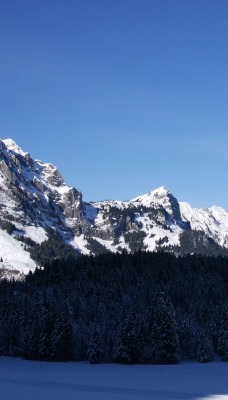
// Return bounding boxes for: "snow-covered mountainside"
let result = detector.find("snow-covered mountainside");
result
[180,202,228,248]
[1,138,228,276]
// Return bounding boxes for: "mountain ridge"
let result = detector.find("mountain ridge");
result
[1,138,228,276]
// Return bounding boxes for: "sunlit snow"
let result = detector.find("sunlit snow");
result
[0,229,37,273]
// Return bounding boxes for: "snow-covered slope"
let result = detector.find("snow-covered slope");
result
[0,139,83,231]
[1,137,228,277]
[180,202,228,248]
[90,187,185,253]
[0,138,85,275]
[0,228,36,274]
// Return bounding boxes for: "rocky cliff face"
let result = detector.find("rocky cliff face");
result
[0,139,85,236]
[1,138,228,275]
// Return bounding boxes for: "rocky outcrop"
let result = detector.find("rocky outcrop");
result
[0,139,86,237]
[62,188,82,219]
[42,163,64,187]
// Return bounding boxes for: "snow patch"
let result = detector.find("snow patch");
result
[0,229,37,273]
[69,235,90,255]
[24,226,48,244]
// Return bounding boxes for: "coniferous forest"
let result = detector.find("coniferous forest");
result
[0,251,227,364]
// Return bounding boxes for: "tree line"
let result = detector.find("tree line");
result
[0,251,227,364]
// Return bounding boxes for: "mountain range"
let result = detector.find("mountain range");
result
[1,138,228,276]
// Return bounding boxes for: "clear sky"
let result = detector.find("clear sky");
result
[0,0,228,207]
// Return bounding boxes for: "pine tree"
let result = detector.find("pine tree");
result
[113,311,138,364]
[38,300,56,360]
[149,292,179,364]
[197,332,214,363]
[51,299,73,361]
[217,328,228,361]
[87,326,103,364]
[19,295,43,360]
[217,304,228,361]
[135,317,148,363]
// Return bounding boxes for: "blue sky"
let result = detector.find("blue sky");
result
[0,0,228,207]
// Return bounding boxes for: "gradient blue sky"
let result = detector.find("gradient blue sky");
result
[1,0,228,207]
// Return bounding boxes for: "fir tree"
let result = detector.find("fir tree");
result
[113,311,138,364]
[87,326,103,364]
[217,304,228,361]
[197,332,214,363]
[51,299,73,361]
[217,328,228,361]
[38,301,56,360]
[150,292,179,364]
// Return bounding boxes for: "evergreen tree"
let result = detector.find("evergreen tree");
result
[150,292,179,364]
[113,310,138,364]
[217,304,228,361]
[135,317,148,363]
[217,328,228,361]
[197,332,214,363]
[74,320,88,360]
[51,299,73,361]
[87,326,103,364]
[38,299,56,360]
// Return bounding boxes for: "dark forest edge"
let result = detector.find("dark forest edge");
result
[0,251,227,364]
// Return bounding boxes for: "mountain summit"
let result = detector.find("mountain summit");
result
[1,138,228,275]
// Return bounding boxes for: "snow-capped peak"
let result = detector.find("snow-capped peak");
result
[131,186,183,224]
[2,138,28,157]
[131,186,171,205]
[151,185,170,195]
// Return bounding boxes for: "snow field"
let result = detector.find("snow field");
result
[0,358,227,400]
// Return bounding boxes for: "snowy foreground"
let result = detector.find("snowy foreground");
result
[0,358,227,400]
